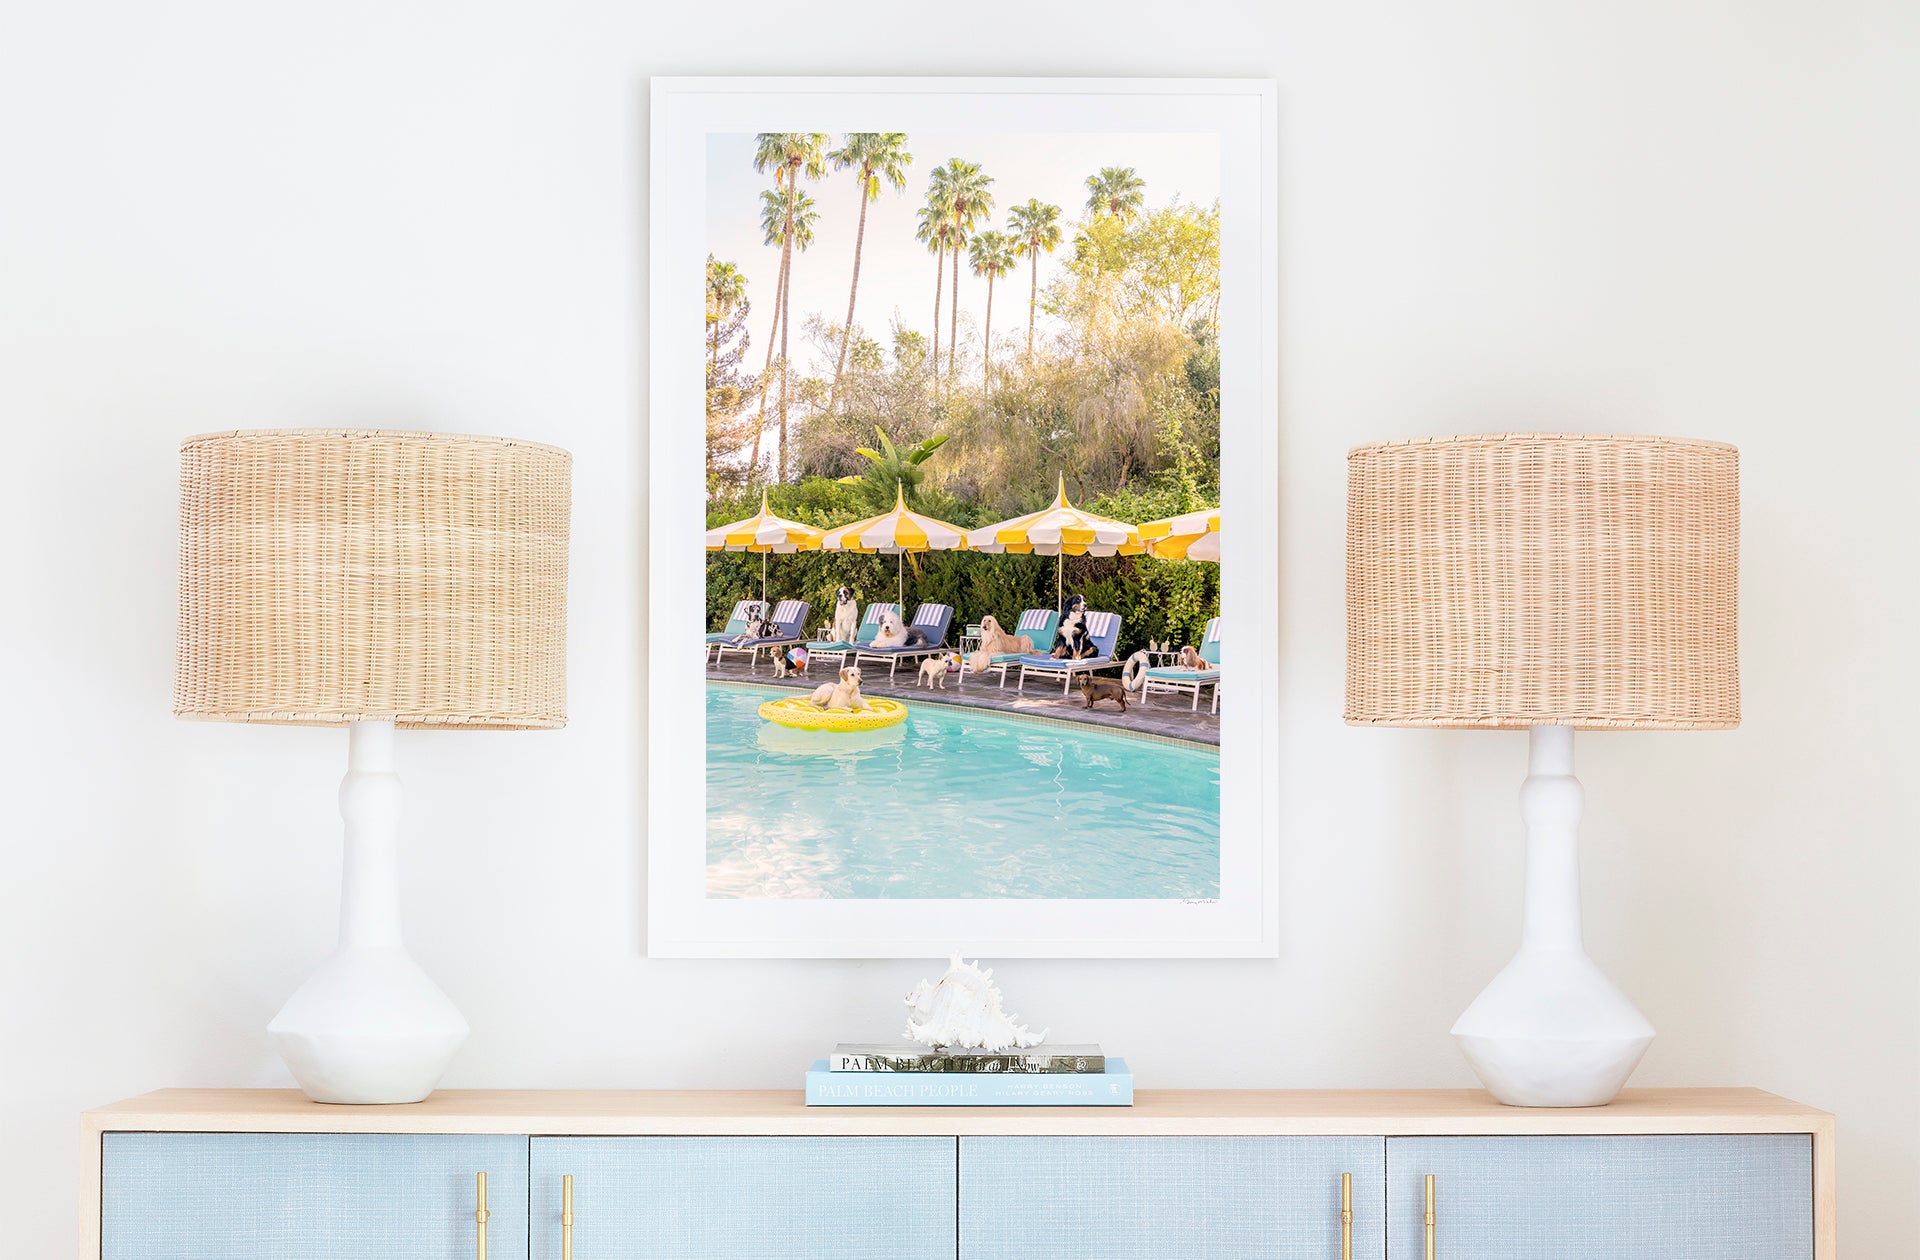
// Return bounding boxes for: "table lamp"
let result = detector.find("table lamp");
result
[176,429,570,1104]
[1346,433,1738,1107]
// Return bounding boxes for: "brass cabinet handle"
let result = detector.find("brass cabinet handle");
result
[474,1172,489,1260]
[561,1173,574,1260]
[1340,1171,1353,1259]
[1423,1174,1436,1260]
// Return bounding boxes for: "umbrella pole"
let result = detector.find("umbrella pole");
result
[1056,552,1062,612]
[761,551,768,607]
[897,551,904,610]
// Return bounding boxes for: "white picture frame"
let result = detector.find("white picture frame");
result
[648,76,1279,957]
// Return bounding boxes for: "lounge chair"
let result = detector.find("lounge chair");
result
[709,598,811,673]
[961,608,1061,688]
[855,603,955,682]
[1140,617,1222,712]
[805,602,899,671]
[704,599,764,663]
[1014,611,1124,695]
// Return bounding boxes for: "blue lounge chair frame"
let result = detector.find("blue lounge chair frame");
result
[709,598,812,673]
[805,602,899,671]
[855,603,955,682]
[1014,610,1124,695]
[962,608,1062,688]
[1140,617,1222,712]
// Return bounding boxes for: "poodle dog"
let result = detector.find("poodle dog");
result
[918,652,960,689]
[871,608,932,650]
[1051,594,1097,660]
[808,666,871,712]
[965,614,1035,673]
[828,586,859,645]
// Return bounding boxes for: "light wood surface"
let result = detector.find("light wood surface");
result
[80,1088,1837,1260]
[84,1085,1829,1137]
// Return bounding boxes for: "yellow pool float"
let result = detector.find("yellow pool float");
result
[758,695,909,732]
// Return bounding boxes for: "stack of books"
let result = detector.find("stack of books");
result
[805,1044,1131,1106]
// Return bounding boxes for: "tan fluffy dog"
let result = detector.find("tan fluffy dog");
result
[808,666,871,712]
[965,614,1035,673]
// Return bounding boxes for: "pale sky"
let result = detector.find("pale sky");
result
[706,131,1221,375]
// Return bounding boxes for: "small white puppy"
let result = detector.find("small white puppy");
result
[918,653,959,690]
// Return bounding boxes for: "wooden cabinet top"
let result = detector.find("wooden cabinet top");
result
[84,1087,1832,1138]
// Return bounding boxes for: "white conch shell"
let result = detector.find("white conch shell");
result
[903,954,1047,1051]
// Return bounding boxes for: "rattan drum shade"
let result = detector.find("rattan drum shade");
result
[176,429,571,728]
[1346,433,1738,730]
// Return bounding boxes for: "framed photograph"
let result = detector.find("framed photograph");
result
[649,77,1278,957]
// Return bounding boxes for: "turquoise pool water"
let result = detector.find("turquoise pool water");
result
[706,682,1220,899]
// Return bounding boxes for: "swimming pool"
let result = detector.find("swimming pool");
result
[705,682,1220,900]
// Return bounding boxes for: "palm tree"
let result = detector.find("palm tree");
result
[966,231,1018,388]
[826,133,912,415]
[1005,199,1063,361]
[1084,166,1146,221]
[705,256,747,379]
[752,132,829,479]
[934,158,994,383]
[749,184,818,477]
[917,181,956,391]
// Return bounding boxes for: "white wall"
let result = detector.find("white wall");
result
[3,1,1915,1253]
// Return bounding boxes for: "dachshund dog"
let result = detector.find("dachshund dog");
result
[1076,674,1129,712]
[1050,594,1097,660]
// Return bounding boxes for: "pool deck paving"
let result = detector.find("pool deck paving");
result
[705,656,1221,746]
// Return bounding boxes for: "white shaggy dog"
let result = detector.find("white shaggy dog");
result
[870,609,931,650]
[808,666,871,712]
[918,653,960,689]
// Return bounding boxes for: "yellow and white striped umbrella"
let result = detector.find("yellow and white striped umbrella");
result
[965,475,1145,557]
[705,490,824,554]
[820,484,969,606]
[965,475,1145,608]
[705,490,823,605]
[820,484,969,554]
[1140,506,1221,562]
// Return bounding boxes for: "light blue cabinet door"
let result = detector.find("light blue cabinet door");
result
[102,1132,528,1260]
[1388,1135,1813,1260]
[529,1136,956,1260]
[961,1136,1387,1260]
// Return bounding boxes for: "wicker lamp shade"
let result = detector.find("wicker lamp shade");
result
[176,428,571,728]
[1346,433,1738,730]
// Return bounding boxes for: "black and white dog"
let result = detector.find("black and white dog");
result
[828,585,859,644]
[1051,593,1097,660]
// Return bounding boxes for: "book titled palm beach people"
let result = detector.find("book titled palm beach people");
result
[832,1043,1105,1073]
[806,1059,1132,1106]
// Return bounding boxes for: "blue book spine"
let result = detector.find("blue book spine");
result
[806,1059,1132,1106]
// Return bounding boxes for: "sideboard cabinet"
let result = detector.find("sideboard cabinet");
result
[82,1088,1835,1259]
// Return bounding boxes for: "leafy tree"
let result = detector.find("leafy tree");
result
[826,133,912,417]
[705,256,746,378]
[1005,198,1063,361]
[752,132,830,480]
[966,230,1019,389]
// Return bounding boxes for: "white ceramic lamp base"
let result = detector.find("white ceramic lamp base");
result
[1451,725,1654,1108]
[267,720,468,1104]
